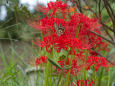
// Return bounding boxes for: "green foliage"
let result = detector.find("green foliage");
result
[0,0,39,41]
[0,0,115,86]
[0,45,27,86]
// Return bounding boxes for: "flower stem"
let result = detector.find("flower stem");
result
[57,74,63,86]
[44,62,50,86]
[107,69,110,86]
[93,70,97,86]
[65,56,73,86]
[98,68,104,86]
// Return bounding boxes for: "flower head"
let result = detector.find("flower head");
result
[35,56,47,66]
[86,56,110,71]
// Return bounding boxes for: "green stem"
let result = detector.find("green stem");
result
[49,64,53,86]
[57,63,65,86]
[57,73,63,86]
[65,56,73,86]
[93,70,97,86]
[83,68,87,80]
[44,62,50,86]
[41,31,43,41]
[76,23,82,38]
[107,69,110,86]
[49,48,54,86]
[66,71,71,86]
[98,68,104,86]
[83,49,88,80]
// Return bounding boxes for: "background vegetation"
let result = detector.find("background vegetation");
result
[0,0,115,86]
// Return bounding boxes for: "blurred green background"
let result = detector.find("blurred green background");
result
[0,0,47,85]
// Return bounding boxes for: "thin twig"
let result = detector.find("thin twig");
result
[92,49,115,66]
[77,0,82,13]
[104,29,113,41]
[87,31,115,66]
[98,0,101,17]
[103,0,115,37]
[102,24,114,41]
[73,0,82,13]
[103,0,115,19]
[83,0,98,18]
[101,23,114,32]
[89,30,115,46]
[103,0,114,22]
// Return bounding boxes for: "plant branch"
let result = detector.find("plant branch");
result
[92,48,115,66]
[87,31,115,66]
[89,30,115,46]
[103,26,113,41]
[103,0,115,22]
[103,0,115,37]
[73,0,83,13]
[98,0,101,17]
[83,0,98,18]
[101,22,114,32]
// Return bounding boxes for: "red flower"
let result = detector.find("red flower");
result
[89,51,98,56]
[86,56,110,71]
[35,56,47,66]
[34,32,85,53]
[73,80,94,86]
[57,58,80,75]
[57,59,69,74]
[45,1,67,16]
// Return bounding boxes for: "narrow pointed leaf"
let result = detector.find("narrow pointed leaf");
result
[62,65,71,70]
[47,58,62,69]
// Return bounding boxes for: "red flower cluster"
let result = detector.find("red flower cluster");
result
[35,56,47,66]
[57,58,80,75]
[31,1,109,53]
[86,56,110,71]
[37,34,84,53]
[74,80,94,86]
[46,1,67,16]
[30,1,111,76]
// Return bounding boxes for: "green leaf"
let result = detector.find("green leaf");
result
[48,58,71,70]
[58,55,66,60]
[47,58,62,69]
[62,65,71,70]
